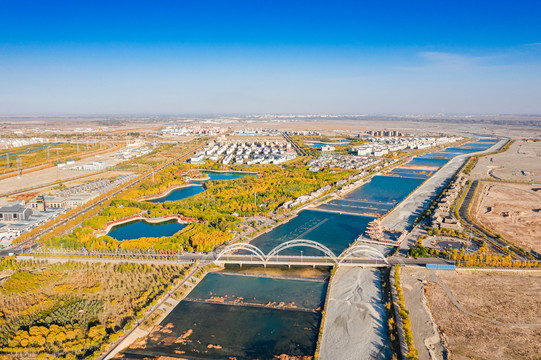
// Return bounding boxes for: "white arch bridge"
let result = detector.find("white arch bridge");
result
[214,239,388,267]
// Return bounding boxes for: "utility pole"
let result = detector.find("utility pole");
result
[254,192,257,207]
[6,152,9,168]
[17,158,22,178]
[47,148,50,160]
[77,143,80,153]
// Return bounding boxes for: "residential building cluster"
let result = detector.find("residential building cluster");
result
[159,126,227,137]
[430,174,468,231]
[0,137,48,149]
[364,130,404,137]
[306,155,382,171]
[350,136,461,156]
[189,140,297,165]
[229,128,281,136]
[284,130,321,136]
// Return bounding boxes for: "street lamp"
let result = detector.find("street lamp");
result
[300,250,303,263]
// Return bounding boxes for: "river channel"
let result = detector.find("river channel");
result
[118,138,498,359]
[121,271,327,359]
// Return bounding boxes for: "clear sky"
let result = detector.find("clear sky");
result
[1,0,540,115]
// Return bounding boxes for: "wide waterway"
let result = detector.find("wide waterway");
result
[148,171,249,203]
[118,138,499,360]
[106,219,186,241]
[249,209,374,256]
[319,175,425,216]
[121,272,327,360]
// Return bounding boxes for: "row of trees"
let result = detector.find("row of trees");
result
[394,265,418,360]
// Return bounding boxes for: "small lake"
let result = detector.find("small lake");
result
[106,219,185,241]
[148,171,249,203]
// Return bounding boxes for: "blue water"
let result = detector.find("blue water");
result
[345,175,424,204]
[149,185,206,203]
[149,171,249,203]
[250,209,374,256]
[106,219,185,240]
[404,157,450,168]
[188,273,327,310]
[121,272,326,359]
[122,301,321,360]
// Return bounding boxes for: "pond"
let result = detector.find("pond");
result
[106,219,186,241]
[148,171,250,203]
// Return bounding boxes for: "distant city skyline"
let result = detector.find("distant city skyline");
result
[1,0,540,115]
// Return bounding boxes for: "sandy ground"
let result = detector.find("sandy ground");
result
[319,268,391,360]
[401,268,446,360]
[472,182,541,253]
[470,140,541,182]
[425,270,541,360]
[383,140,503,231]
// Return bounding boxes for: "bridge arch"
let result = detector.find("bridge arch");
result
[215,243,266,262]
[338,244,388,264]
[266,239,337,263]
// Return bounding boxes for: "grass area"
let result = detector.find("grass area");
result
[0,257,190,360]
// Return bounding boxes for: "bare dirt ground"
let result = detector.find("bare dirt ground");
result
[470,140,541,182]
[471,181,541,253]
[426,270,541,360]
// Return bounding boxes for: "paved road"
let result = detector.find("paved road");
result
[16,251,457,269]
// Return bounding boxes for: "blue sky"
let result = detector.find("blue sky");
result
[1,0,540,114]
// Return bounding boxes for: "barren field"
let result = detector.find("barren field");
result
[470,140,541,182]
[471,181,541,253]
[426,270,541,360]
